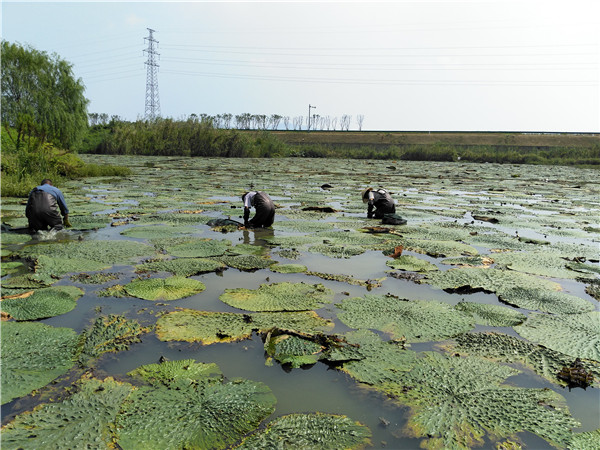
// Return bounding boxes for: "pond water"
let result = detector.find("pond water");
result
[1,156,599,449]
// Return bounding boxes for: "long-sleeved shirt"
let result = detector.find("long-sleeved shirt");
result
[33,184,69,215]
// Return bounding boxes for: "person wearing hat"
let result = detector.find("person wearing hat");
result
[26,178,72,233]
[242,191,275,228]
[362,187,396,219]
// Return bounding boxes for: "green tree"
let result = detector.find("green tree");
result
[1,40,89,150]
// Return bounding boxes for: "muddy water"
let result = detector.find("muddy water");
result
[2,156,599,449]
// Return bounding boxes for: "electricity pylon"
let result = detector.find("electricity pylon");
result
[144,28,161,121]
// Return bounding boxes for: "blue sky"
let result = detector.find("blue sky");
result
[2,0,599,132]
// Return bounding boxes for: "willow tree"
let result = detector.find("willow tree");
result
[1,40,89,150]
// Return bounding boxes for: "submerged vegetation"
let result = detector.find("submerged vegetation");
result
[1,156,599,449]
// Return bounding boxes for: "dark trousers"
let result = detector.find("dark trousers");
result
[26,190,63,233]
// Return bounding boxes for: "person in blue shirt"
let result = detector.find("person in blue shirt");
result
[242,191,275,228]
[26,179,71,233]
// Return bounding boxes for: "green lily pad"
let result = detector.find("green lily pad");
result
[1,377,134,447]
[1,272,57,288]
[328,329,418,385]
[307,244,366,259]
[97,284,128,298]
[124,276,206,301]
[136,257,225,276]
[32,254,111,277]
[156,237,231,258]
[0,233,32,244]
[121,224,198,239]
[514,311,600,361]
[569,429,600,450]
[218,254,276,270]
[1,322,79,404]
[2,286,84,321]
[306,271,385,288]
[219,282,333,312]
[69,215,112,230]
[454,301,526,327]
[77,315,150,366]
[237,413,372,449]
[156,309,334,345]
[270,263,307,273]
[400,238,479,258]
[337,295,474,342]
[499,287,595,314]
[265,333,323,368]
[386,255,439,272]
[115,376,276,450]
[0,261,27,277]
[128,359,223,389]
[20,240,156,265]
[424,267,561,294]
[70,272,120,284]
[381,351,580,449]
[493,251,590,279]
[450,332,600,387]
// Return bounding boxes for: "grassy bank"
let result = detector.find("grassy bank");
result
[1,128,131,197]
[79,120,600,167]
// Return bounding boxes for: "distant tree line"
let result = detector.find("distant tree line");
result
[88,112,365,131]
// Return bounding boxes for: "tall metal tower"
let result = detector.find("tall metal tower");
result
[144,28,161,121]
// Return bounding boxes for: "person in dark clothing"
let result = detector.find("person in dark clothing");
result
[362,187,396,219]
[26,179,71,233]
[242,191,275,228]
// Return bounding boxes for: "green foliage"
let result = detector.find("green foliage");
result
[127,359,223,389]
[218,254,277,270]
[514,311,600,361]
[382,352,580,449]
[120,224,198,238]
[115,377,276,450]
[154,237,231,258]
[451,332,600,387]
[337,295,474,342]
[156,309,333,345]
[1,377,134,448]
[264,334,324,368]
[236,413,372,449]
[77,315,150,366]
[499,287,595,314]
[454,301,526,327]
[270,263,307,273]
[1,285,83,321]
[219,282,333,312]
[1,322,79,404]
[124,276,206,301]
[136,257,225,276]
[1,40,88,150]
[386,255,439,272]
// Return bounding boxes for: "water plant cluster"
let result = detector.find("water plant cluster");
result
[1,156,599,449]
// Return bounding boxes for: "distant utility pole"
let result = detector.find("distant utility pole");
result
[307,104,316,131]
[144,28,161,121]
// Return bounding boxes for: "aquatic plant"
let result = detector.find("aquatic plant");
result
[219,282,333,312]
[1,322,79,404]
[121,224,198,238]
[337,295,474,342]
[156,309,334,345]
[264,333,324,368]
[514,311,600,361]
[135,257,225,276]
[124,276,206,301]
[1,285,83,320]
[454,301,526,327]
[386,255,439,272]
[155,237,231,258]
[127,359,223,389]
[270,263,307,273]
[236,413,372,449]
[499,287,595,314]
[218,254,276,270]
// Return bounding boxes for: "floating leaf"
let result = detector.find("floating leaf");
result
[399,238,479,258]
[450,332,600,388]
[124,276,205,301]
[1,377,134,448]
[1,285,84,321]
[381,352,580,449]
[32,254,111,277]
[493,251,588,279]
[270,263,307,273]
[69,215,111,230]
[156,237,231,258]
[128,359,223,389]
[121,224,198,238]
[156,309,333,345]
[1,322,79,404]
[305,271,385,288]
[77,315,150,366]
[454,301,526,327]
[237,413,372,450]
[219,282,333,312]
[514,312,600,361]
[264,334,323,368]
[70,272,120,284]
[337,295,473,342]
[0,232,32,244]
[218,254,276,270]
[136,257,225,276]
[499,287,595,314]
[386,255,439,272]
[0,261,27,277]
[569,429,600,450]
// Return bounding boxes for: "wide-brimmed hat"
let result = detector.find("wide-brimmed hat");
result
[361,188,373,203]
